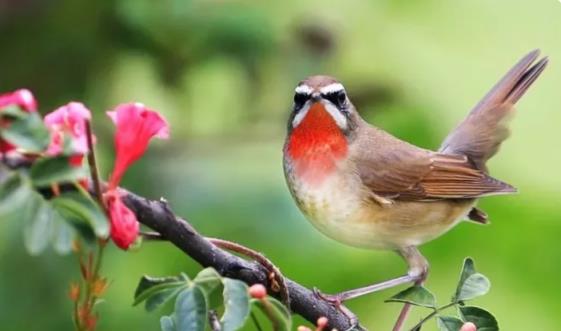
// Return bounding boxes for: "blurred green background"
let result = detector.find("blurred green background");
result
[1,0,560,330]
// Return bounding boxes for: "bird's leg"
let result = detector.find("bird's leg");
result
[392,246,429,331]
[313,246,429,305]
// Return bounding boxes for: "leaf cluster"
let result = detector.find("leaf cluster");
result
[134,268,292,331]
[1,106,107,255]
[386,258,498,331]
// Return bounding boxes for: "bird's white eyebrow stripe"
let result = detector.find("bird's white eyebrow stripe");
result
[319,83,345,94]
[294,84,313,94]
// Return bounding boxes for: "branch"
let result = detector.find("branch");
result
[121,191,364,331]
[3,156,364,330]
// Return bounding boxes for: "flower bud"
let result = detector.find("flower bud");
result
[248,284,267,299]
[69,282,80,302]
[460,322,477,331]
[316,316,328,331]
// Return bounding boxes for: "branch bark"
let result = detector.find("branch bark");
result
[3,157,364,330]
[121,190,364,331]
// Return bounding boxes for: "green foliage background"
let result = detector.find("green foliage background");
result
[1,0,560,330]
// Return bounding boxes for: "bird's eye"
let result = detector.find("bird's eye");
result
[293,92,310,110]
[323,90,347,108]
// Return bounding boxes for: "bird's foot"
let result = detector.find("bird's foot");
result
[313,287,343,306]
[312,287,359,329]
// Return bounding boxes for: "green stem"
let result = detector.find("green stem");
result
[409,302,458,331]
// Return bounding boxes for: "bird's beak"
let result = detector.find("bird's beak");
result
[310,93,321,103]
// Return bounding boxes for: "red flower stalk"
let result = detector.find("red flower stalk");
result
[0,89,38,153]
[44,102,93,165]
[105,103,169,249]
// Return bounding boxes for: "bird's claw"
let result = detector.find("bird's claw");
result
[312,287,360,330]
[312,287,342,306]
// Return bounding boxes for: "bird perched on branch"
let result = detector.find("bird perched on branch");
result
[283,50,548,309]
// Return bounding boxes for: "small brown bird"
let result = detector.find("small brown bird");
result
[283,50,548,307]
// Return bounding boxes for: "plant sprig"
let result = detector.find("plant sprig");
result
[386,258,498,331]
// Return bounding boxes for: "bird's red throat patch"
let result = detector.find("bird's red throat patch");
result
[287,103,348,186]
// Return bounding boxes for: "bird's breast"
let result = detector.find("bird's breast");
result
[284,156,474,250]
[286,106,348,186]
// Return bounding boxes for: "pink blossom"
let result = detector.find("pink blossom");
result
[105,102,169,250]
[107,103,169,189]
[44,102,92,159]
[0,89,38,153]
[0,89,37,112]
[106,192,139,250]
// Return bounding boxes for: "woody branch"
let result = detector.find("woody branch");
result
[2,156,364,331]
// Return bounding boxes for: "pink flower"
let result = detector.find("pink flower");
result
[0,89,37,112]
[107,103,169,189]
[0,89,38,153]
[106,192,140,250]
[105,102,169,250]
[44,102,92,160]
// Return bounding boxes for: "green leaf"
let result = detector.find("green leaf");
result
[51,192,108,238]
[459,306,498,331]
[175,286,207,331]
[221,278,250,331]
[456,258,476,292]
[456,273,490,302]
[30,156,88,187]
[437,316,464,331]
[454,258,490,302]
[0,105,28,118]
[160,315,176,331]
[146,286,186,312]
[1,110,49,152]
[23,194,55,255]
[0,171,33,217]
[386,285,437,308]
[134,274,189,309]
[253,297,292,331]
[193,268,223,309]
[193,268,222,293]
[52,218,75,254]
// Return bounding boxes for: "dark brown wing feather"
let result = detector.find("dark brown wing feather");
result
[353,50,547,202]
[354,136,515,201]
[439,50,548,171]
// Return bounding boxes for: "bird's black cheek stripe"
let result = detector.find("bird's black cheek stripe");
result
[293,92,310,111]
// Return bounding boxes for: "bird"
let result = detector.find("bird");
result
[282,50,548,308]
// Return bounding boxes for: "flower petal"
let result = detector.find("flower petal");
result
[44,102,92,157]
[107,102,169,188]
[106,193,139,250]
[0,89,37,112]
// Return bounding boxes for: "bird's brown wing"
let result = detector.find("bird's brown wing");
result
[354,139,515,201]
[439,49,548,172]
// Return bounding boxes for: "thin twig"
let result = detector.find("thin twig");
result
[206,237,291,310]
[141,231,291,309]
[409,302,457,331]
[141,231,165,241]
[85,120,104,209]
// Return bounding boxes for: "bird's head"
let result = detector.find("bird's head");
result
[288,75,358,135]
[284,76,359,184]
